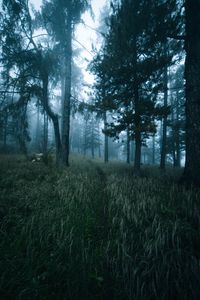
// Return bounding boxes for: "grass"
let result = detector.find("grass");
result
[0,154,200,299]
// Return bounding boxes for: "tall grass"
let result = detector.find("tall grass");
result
[0,155,199,299]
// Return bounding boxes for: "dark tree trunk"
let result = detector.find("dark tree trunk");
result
[132,27,141,173]
[91,117,95,158]
[172,91,181,168]
[35,101,40,150]
[98,144,101,158]
[104,111,108,163]
[182,0,200,185]
[130,140,135,162]
[42,75,62,166]
[171,95,177,167]
[152,134,155,164]
[176,132,181,167]
[16,104,28,155]
[53,118,62,166]
[3,109,8,150]
[134,84,141,173]
[174,95,181,167]
[62,9,72,166]
[160,66,168,169]
[134,131,141,171]
[83,119,87,156]
[98,122,101,158]
[126,127,130,164]
[43,110,48,155]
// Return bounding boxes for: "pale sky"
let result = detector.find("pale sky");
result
[30,0,107,85]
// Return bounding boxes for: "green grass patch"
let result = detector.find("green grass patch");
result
[0,154,199,299]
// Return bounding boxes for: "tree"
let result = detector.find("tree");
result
[167,65,185,167]
[92,0,179,172]
[40,0,90,166]
[0,0,90,165]
[182,0,200,185]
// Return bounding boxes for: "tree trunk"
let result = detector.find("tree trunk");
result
[3,109,8,150]
[132,27,141,173]
[43,109,48,155]
[134,87,142,172]
[91,116,95,158]
[35,101,40,151]
[130,140,134,162]
[134,131,141,171]
[104,111,108,163]
[16,104,28,156]
[62,9,72,166]
[182,0,200,185]
[98,122,101,158]
[160,66,168,169]
[83,119,87,156]
[152,134,155,164]
[171,94,177,167]
[174,91,181,167]
[42,75,62,166]
[134,83,141,172]
[126,127,130,164]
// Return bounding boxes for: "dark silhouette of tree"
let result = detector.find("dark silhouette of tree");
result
[40,0,90,166]
[182,0,200,185]
[91,0,180,172]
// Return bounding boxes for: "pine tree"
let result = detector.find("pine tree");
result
[40,0,90,166]
[182,0,200,185]
[91,0,180,172]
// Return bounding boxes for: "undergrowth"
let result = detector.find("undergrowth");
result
[0,155,199,299]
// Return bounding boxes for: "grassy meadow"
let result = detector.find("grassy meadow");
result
[0,154,200,299]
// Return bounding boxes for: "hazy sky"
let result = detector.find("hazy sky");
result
[30,0,107,84]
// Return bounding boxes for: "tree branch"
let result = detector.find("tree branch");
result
[167,35,185,41]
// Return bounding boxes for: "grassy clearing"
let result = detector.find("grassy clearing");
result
[0,154,200,299]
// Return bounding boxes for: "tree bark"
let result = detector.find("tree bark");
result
[126,127,130,164]
[35,101,40,150]
[160,66,168,169]
[134,131,141,171]
[104,111,108,163]
[83,119,88,156]
[98,122,101,158]
[171,94,177,167]
[182,0,200,185]
[16,104,28,155]
[43,109,48,155]
[134,83,141,173]
[152,134,155,164]
[3,109,8,150]
[62,8,72,166]
[132,25,141,173]
[91,115,95,158]
[130,140,135,162]
[174,91,181,167]
[42,75,62,166]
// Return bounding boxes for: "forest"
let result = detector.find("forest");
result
[0,0,200,299]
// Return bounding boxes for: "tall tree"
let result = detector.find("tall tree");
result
[160,65,168,169]
[92,0,179,172]
[41,0,90,166]
[182,0,200,185]
[0,0,90,165]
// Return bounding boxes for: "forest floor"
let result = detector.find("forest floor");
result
[0,154,200,300]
